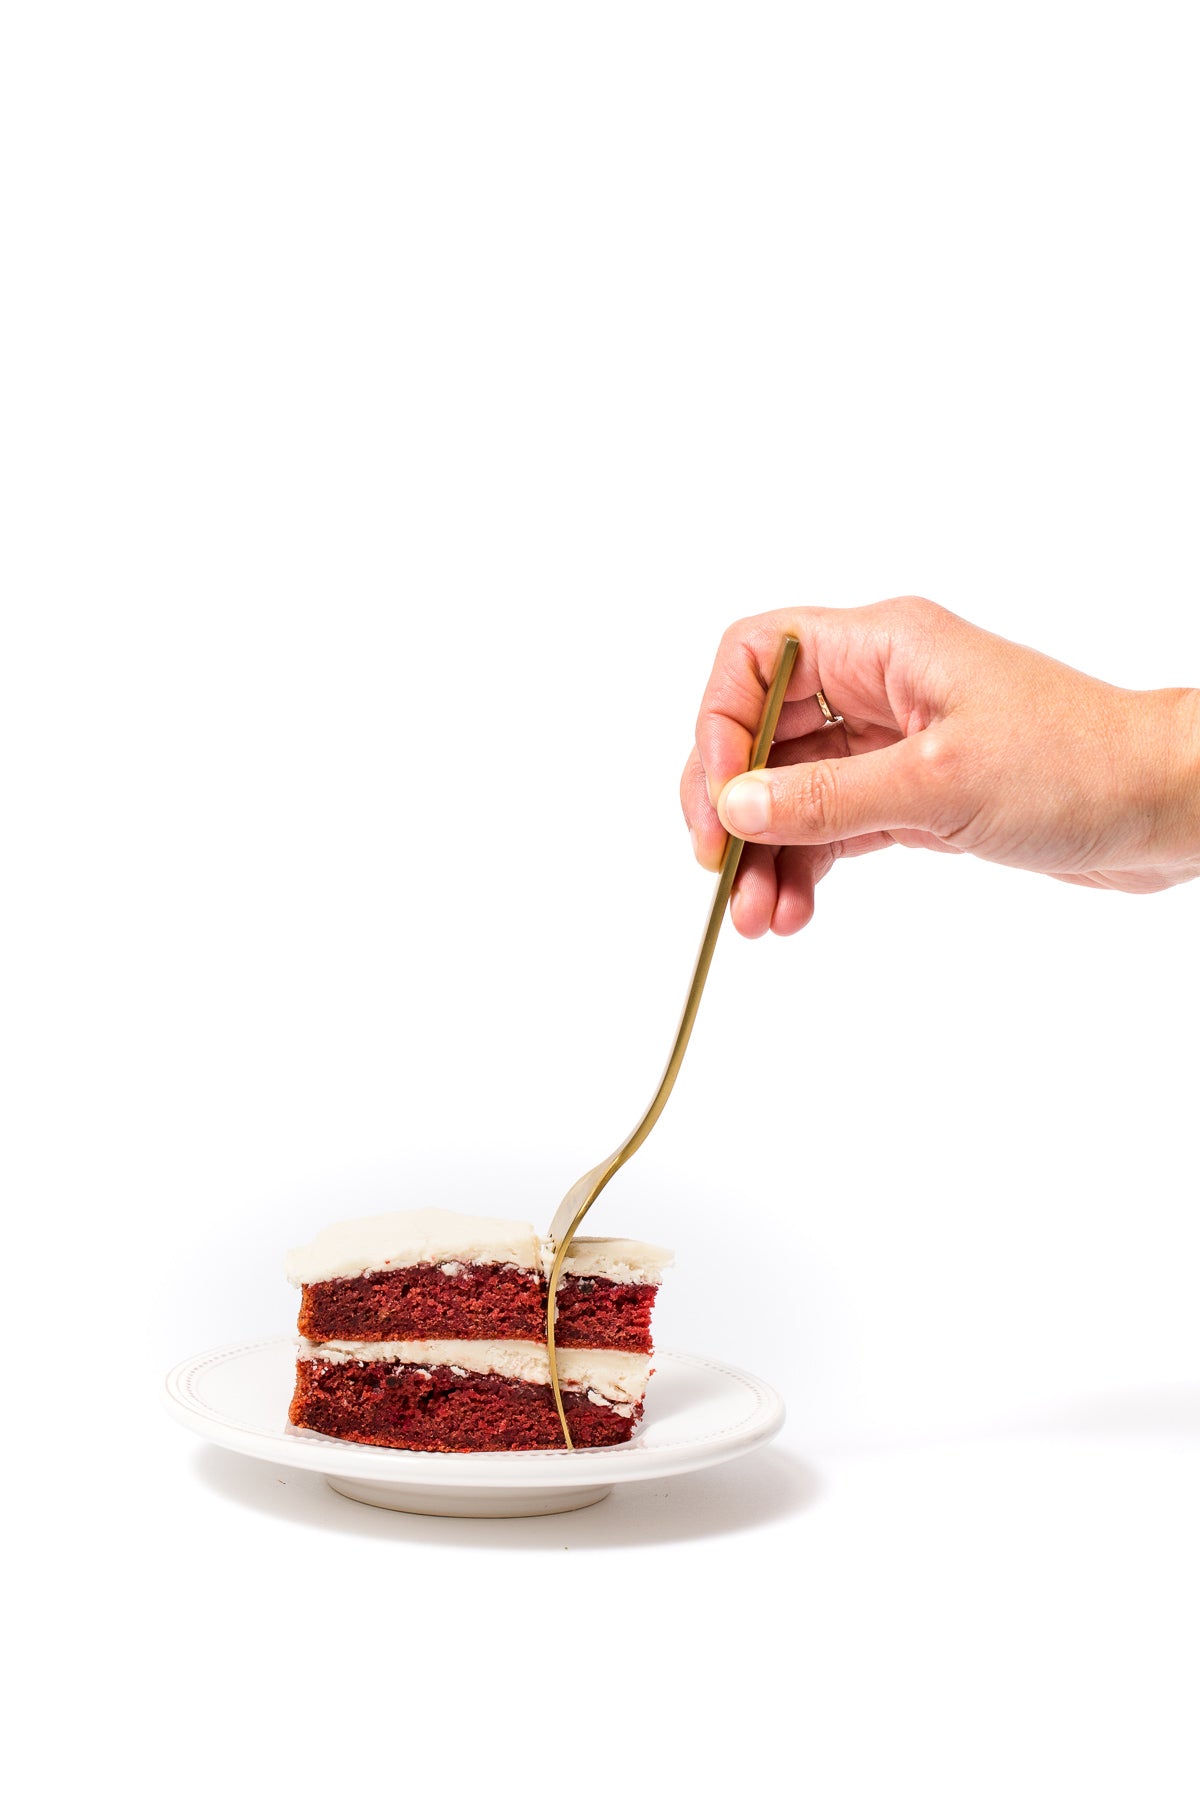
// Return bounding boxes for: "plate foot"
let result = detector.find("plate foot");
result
[326,1476,613,1518]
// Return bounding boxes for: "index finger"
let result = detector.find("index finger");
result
[694,601,908,804]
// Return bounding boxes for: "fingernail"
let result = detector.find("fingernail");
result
[689,827,701,860]
[722,774,771,836]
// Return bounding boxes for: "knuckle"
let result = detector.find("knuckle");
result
[884,595,959,671]
[908,728,961,826]
[913,727,947,773]
[679,753,700,818]
[722,611,778,663]
[914,726,959,786]
[792,761,840,837]
[892,593,939,630]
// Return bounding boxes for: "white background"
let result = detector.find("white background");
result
[5,3,1198,1795]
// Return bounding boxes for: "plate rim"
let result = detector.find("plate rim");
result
[164,1336,786,1490]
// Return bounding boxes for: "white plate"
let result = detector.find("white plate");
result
[164,1337,785,1516]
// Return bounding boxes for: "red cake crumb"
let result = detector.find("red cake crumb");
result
[289,1358,641,1452]
[297,1264,656,1353]
[297,1263,544,1344]
[555,1277,655,1353]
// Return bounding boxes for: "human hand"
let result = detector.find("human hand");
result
[681,598,1200,936]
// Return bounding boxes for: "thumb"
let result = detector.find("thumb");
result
[717,734,947,845]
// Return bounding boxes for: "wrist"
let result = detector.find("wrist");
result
[1145,687,1200,869]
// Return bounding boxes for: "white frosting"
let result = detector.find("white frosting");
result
[285,1208,672,1288]
[285,1209,542,1286]
[547,1235,674,1285]
[297,1337,652,1406]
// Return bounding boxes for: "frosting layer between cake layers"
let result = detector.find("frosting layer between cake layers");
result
[297,1337,651,1405]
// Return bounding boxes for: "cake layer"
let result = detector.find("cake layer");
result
[296,1262,658,1351]
[298,1261,542,1342]
[297,1337,651,1406]
[285,1208,673,1288]
[551,1271,657,1350]
[290,1359,642,1451]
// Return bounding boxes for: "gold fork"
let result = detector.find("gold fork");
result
[544,633,800,1445]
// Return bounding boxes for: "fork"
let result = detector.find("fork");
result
[544,633,800,1445]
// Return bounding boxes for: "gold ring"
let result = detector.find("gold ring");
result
[815,688,844,728]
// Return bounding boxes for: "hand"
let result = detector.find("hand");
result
[681,597,1200,937]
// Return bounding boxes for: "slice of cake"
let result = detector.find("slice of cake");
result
[285,1208,672,1452]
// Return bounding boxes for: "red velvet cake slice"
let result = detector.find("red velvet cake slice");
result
[285,1208,672,1452]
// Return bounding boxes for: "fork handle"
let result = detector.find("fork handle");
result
[545,633,800,1444]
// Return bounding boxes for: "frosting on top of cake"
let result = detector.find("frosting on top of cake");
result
[545,1235,674,1285]
[284,1209,542,1285]
[285,1208,673,1288]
